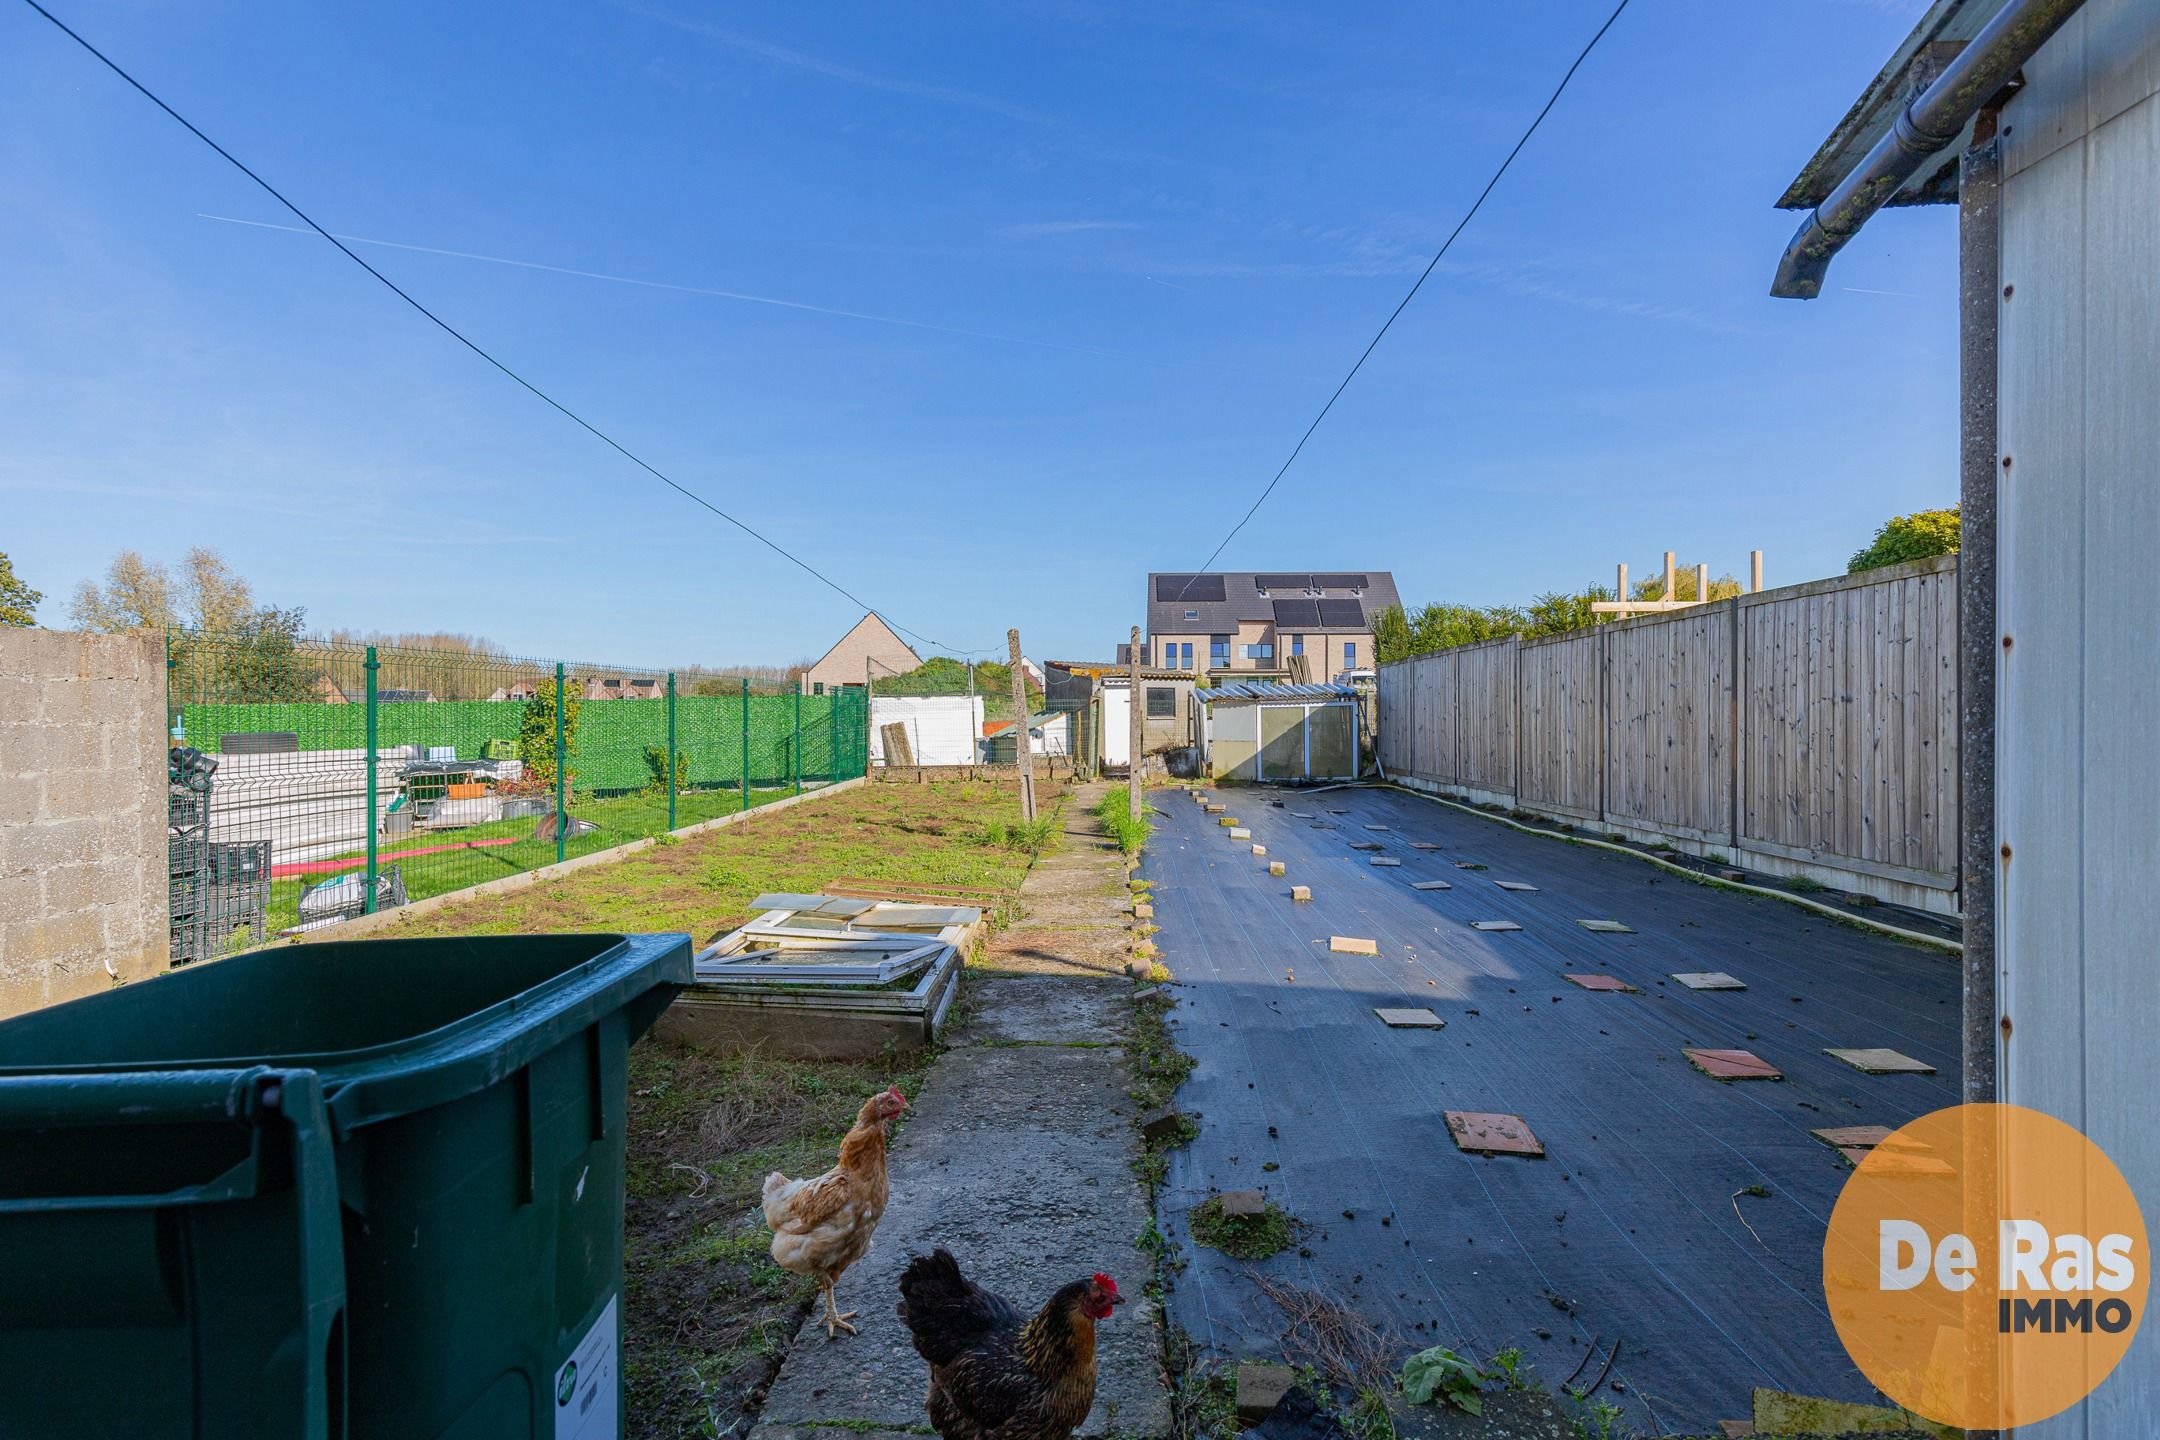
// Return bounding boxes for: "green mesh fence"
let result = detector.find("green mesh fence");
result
[163,632,867,961]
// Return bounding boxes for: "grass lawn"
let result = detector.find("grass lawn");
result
[388,777,1066,1440]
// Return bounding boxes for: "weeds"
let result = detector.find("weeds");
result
[1189,1196,1297,1260]
[1785,874,1827,893]
[976,815,1058,855]
[1401,1347,1486,1416]
[1130,992,1196,1112]
[1570,1396,1630,1439]
[1095,789,1153,856]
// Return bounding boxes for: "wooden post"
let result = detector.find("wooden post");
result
[1128,626,1144,821]
[1615,562,1628,611]
[1662,551,1677,603]
[1007,629,1036,821]
[1750,549,1764,594]
[1694,563,1709,603]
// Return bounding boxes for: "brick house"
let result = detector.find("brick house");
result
[1144,571,1400,681]
[800,612,922,696]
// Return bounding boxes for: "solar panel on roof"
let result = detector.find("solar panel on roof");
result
[1272,598,1321,628]
[1154,574,1225,602]
[1314,573,1369,590]
[1254,573,1311,591]
[1318,599,1366,627]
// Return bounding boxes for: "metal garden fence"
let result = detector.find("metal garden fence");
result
[163,632,868,960]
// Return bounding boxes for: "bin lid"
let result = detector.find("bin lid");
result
[0,932,691,1135]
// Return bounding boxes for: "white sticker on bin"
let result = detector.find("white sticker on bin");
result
[556,1294,620,1440]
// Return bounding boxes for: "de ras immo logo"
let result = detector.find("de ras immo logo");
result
[1822,1104,2147,1429]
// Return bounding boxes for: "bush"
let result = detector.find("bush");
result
[519,684,581,785]
[642,745,689,794]
[1850,506,1959,573]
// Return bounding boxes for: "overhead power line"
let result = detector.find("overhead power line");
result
[20,0,992,657]
[1169,0,1631,606]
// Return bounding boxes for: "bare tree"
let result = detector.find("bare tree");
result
[70,550,177,632]
[181,546,255,633]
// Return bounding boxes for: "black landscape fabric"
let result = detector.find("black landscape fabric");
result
[1145,783,1960,1435]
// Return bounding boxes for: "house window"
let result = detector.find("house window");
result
[813,682,825,695]
[1184,608,1199,621]
[1146,686,1177,718]
[1343,641,1357,669]
[1210,636,1230,666]
[1290,635,1304,657]
[1242,643,1274,661]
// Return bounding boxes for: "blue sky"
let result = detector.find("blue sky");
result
[1,0,1955,667]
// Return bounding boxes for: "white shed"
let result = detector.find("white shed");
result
[1778,3,2160,1430]
[869,696,984,767]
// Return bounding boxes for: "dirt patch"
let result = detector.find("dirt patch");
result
[388,780,1066,1440]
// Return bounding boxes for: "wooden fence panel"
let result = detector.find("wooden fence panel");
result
[1738,558,1958,886]
[1604,604,1732,842]
[1517,631,1600,818]
[1376,556,1958,903]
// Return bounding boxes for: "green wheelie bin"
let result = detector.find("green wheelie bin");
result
[0,931,690,1440]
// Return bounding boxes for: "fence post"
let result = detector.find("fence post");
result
[1007,629,1036,821]
[365,646,380,913]
[554,663,567,865]
[666,671,678,832]
[740,677,751,813]
[1128,626,1143,822]
[793,687,803,796]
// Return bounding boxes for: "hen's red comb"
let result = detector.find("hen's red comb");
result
[1092,1273,1118,1293]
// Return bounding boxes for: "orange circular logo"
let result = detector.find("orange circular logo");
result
[1823,1103,2147,1428]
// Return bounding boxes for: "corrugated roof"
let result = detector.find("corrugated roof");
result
[1195,681,1360,702]
[1146,571,1400,638]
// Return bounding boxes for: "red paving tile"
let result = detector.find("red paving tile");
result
[1445,1111,1545,1158]
[1683,1047,1782,1081]
[1563,972,1638,992]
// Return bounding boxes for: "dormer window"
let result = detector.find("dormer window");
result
[1184,608,1198,620]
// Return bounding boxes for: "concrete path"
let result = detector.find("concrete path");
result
[750,783,1171,1440]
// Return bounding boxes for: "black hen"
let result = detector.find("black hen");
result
[896,1249,1122,1440]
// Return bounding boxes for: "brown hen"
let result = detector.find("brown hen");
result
[763,1084,907,1337]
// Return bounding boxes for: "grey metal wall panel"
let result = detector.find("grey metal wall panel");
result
[1999,14,2160,1429]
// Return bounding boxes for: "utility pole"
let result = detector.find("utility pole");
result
[1128,625,1144,822]
[1007,629,1036,821]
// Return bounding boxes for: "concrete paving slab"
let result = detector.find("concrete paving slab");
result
[1290,886,1311,902]
[1410,879,1452,890]
[1810,1124,1894,1149]
[1235,1364,1296,1421]
[1493,881,1539,892]
[1218,1189,1266,1216]
[1375,1007,1446,1028]
[1329,935,1378,955]
[1685,1047,1783,1081]
[1267,861,1286,876]
[1674,971,1747,990]
[1408,842,1440,850]
[1444,1111,1546,1158]
[1469,920,1521,932]
[1824,1047,1936,1075]
[1349,841,1383,851]
[1368,857,1401,867]
[1250,844,1267,856]
[1577,918,1634,933]
[1562,973,1638,992]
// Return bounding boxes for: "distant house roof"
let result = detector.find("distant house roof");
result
[805,612,923,678]
[1146,571,1401,636]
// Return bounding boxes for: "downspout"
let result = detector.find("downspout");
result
[1769,0,2086,299]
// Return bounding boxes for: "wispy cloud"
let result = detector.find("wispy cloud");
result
[997,220,1145,240]
[1840,286,1929,299]
[614,3,1062,128]
[199,214,1120,357]
[0,476,567,547]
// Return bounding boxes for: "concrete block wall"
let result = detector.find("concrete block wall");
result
[0,628,169,1017]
